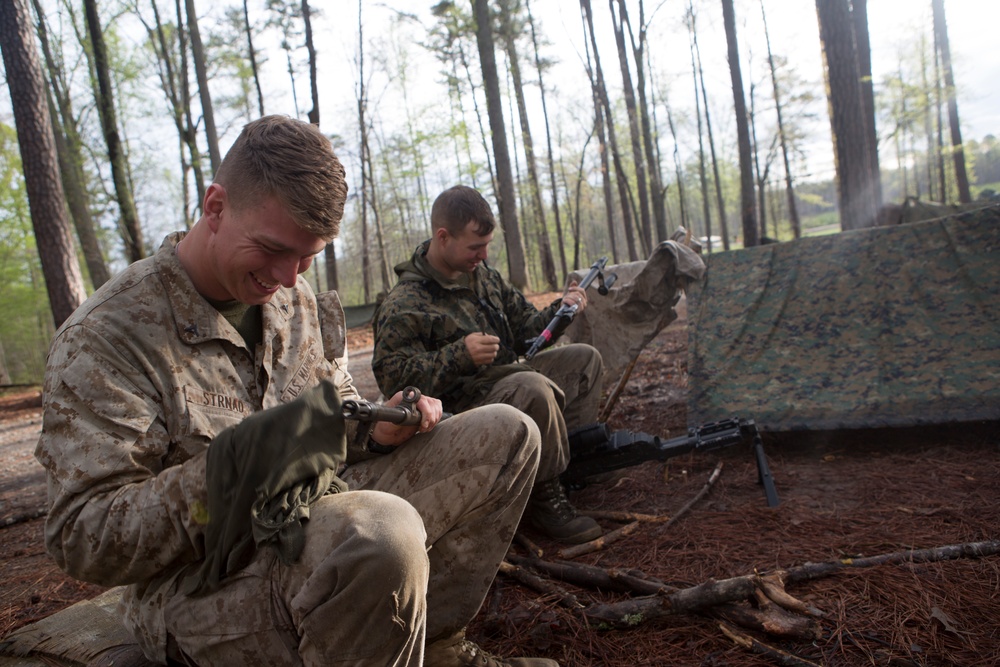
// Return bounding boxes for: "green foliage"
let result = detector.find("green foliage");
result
[0,124,53,384]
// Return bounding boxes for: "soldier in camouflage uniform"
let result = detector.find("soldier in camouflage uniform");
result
[372,185,604,545]
[35,117,559,667]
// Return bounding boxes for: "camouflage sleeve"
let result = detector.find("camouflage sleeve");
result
[35,327,210,587]
[372,302,478,401]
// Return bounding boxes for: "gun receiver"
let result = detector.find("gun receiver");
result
[563,417,780,507]
[524,257,617,361]
[342,386,423,426]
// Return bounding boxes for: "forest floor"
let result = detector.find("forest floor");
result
[1,295,999,666]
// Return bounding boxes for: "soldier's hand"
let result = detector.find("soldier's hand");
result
[562,281,588,313]
[465,332,500,366]
[370,391,443,447]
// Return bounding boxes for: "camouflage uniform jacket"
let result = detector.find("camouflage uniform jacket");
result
[34,233,369,663]
[373,240,562,413]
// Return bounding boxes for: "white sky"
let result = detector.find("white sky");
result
[286,0,999,187]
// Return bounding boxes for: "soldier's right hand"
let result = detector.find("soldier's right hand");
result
[464,332,500,366]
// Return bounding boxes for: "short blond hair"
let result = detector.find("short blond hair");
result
[214,115,348,241]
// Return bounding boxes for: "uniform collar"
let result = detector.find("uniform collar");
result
[155,232,293,346]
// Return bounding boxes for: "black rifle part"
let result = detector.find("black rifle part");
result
[524,257,618,361]
[342,386,423,426]
[562,417,780,507]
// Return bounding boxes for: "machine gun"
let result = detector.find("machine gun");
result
[563,417,780,507]
[524,257,617,361]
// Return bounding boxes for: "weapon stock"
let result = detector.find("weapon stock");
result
[562,417,780,507]
[524,256,617,361]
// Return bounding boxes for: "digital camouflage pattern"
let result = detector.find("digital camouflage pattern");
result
[34,233,541,664]
[372,240,561,413]
[687,204,1000,431]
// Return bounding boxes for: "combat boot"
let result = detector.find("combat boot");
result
[424,630,559,666]
[527,476,601,544]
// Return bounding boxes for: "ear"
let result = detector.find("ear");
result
[433,226,450,244]
[203,183,227,232]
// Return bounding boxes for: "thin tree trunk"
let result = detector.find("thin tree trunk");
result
[665,94,689,233]
[175,0,206,214]
[0,0,87,326]
[761,0,801,238]
[581,0,639,261]
[526,0,567,279]
[185,0,221,173]
[687,8,712,251]
[498,0,556,290]
[580,5,619,264]
[931,0,971,203]
[722,0,758,247]
[691,3,730,250]
[611,0,652,255]
[627,0,667,243]
[84,0,145,262]
[472,0,528,290]
[243,0,265,116]
[32,0,110,287]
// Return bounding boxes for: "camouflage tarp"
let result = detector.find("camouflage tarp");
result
[687,204,1000,432]
[565,240,705,391]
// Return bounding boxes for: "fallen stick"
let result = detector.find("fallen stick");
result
[1,507,46,529]
[557,521,639,560]
[719,623,823,667]
[583,539,1000,628]
[513,532,544,558]
[498,561,585,610]
[508,554,675,596]
[661,461,723,531]
[713,602,822,641]
[580,510,670,523]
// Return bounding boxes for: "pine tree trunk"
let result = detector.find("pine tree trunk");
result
[185,0,221,173]
[931,0,971,203]
[722,0,758,247]
[84,0,145,262]
[32,0,110,287]
[472,0,528,290]
[243,0,265,116]
[498,0,556,290]
[760,0,801,238]
[0,0,87,326]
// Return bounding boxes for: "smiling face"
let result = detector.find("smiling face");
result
[194,184,326,304]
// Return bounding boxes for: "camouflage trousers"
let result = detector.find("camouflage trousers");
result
[476,343,604,482]
[159,404,540,666]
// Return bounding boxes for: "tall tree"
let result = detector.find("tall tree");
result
[84,0,145,262]
[722,0,758,247]
[851,0,882,207]
[472,0,528,289]
[579,3,619,264]
[815,0,880,229]
[690,2,730,250]
[760,0,801,238]
[610,0,652,254]
[687,6,713,250]
[931,0,971,203]
[581,0,639,261]
[624,0,668,242]
[185,0,221,173]
[497,0,556,290]
[32,0,110,287]
[525,0,568,278]
[0,0,86,326]
[243,0,266,116]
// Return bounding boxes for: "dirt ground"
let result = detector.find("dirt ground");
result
[2,297,999,666]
